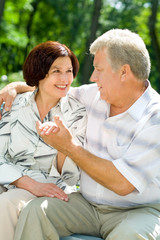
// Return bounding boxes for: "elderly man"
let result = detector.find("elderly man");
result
[1,29,160,240]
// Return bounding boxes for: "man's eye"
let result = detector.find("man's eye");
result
[53,70,59,73]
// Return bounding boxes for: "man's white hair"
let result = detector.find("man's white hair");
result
[90,29,151,81]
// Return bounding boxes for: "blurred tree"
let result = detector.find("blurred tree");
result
[98,0,160,92]
[0,0,5,21]
[0,0,160,91]
[81,0,102,84]
[0,0,95,85]
[148,0,160,91]
[24,0,39,59]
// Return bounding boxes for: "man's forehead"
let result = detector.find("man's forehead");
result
[93,49,107,66]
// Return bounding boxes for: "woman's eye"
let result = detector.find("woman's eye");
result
[53,70,59,73]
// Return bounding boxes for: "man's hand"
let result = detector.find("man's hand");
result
[0,83,17,119]
[0,82,35,119]
[36,116,75,154]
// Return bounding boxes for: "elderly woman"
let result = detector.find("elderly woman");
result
[0,41,87,240]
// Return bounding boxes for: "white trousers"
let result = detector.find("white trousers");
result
[0,188,36,240]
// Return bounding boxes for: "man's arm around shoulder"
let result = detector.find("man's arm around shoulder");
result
[0,82,34,119]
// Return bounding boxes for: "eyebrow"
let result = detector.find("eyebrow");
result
[51,66,73,69]
[94,64,102,68]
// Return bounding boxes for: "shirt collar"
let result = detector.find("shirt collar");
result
[57,94,69,114]
[127,80,152,121]
[25,82,153,122]
[23,88,37,106]
[25,88,68,113]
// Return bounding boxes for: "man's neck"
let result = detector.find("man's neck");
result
[109,80,148,117]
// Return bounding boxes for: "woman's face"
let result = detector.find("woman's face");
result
[39,56,73,102]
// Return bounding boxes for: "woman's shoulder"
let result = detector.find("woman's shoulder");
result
[63,94,87,130]
[12,92,33,110]
[60,94,86,121]
[67,94,86,110]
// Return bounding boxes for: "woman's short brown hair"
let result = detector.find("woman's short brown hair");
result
[23,41,79,87]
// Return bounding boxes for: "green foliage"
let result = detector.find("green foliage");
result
[0,0,94,84]
[0,0,160,91]
[0,71,24,90]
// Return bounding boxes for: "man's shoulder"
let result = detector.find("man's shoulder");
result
[69,84,99,107]
[70,83,98,95]
[151,88,160,102]
[148,87,160,110]
[144,88,160,125]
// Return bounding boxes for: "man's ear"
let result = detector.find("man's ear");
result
[120,64,131,82]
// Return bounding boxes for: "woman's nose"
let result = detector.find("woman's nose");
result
[60,74,68,83]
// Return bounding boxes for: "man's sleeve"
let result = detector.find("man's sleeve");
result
[113,124,160,193]
[69,83,97,107]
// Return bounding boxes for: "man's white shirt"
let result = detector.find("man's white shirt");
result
[70,82,160,207]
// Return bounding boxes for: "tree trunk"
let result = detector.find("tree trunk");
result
[24,0,39,59]
[81,0,102,84]
[0,0,5,21]
[148,0,160,91]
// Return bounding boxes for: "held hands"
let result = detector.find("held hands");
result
[36,116,74,154]
[36,119,60,135]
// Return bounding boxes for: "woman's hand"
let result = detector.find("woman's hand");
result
[31,181,68,201]
[12,175,68,201]
[36,120,60,135]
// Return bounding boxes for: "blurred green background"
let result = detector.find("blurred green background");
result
[0,0,160,91]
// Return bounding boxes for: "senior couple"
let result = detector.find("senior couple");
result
[0,29,160,240]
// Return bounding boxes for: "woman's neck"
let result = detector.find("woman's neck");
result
[35,91,59,121]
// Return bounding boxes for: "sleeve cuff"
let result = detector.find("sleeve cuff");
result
[113,159,146,194]
[0,164,22,185]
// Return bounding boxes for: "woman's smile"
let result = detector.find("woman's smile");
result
[55,84,67,89]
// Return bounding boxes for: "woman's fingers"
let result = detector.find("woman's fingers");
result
[38,183,69,202]
[36,121,59,135]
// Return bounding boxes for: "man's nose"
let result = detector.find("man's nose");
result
[90,71,98,82]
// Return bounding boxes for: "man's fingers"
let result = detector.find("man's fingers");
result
[0,99,3,107]
[54,115,66,129]
[0,102,5,113]
[0,102,9,119]
[3,88,17,111]
[4,103,11,111]
[52,126,60,134]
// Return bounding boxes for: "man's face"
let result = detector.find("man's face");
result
[90,49,122,105]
